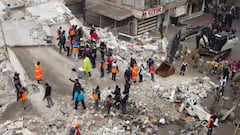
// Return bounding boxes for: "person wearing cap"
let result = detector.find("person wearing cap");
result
[43,83,54,108]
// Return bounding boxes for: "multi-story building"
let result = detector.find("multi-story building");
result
[86,0,207,36]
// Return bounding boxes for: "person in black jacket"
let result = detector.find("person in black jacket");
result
[112,85,121,109]
[69,78,81,100]
[124,67,132,84]
[58,32,66,54]
[43,83,54,108]
[13,72,22,101]
[121,94,129,114]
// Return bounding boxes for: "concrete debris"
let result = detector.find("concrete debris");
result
[153,77,217,102]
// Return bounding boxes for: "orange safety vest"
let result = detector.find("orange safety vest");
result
[111,66,118,73]
[69,29,75,36]
[72,48,79,54]
[21,92,27,101]
[99,63,106,69]
[207,118,214,128]
[150,66,155,74]
[132,66,139,81]
[35,65,43,81]
[93,94,99,101]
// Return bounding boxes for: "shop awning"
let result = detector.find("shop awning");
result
[87,4,132,21]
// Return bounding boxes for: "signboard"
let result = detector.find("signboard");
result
[143,7,163,19]
[171,4,187,17]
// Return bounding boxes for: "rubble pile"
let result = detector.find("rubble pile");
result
[0,53,16,116]
[153,77,218,102]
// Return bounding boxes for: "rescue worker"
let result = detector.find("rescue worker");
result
[72,39,79,61]
[69,78,81,100]
[231,60,238,80]
[132,64,139,83]
[56,26,62,40]
[112,85,121,109]
[74,89,81,110]
[14,72,21,101]
[69,25,76,45]
[107,55,113,73]
[99,41,107,60]
[35,61,43,84]
[207,115,217,135]
[124,67,132,84]
[111,61,118,81]
[212,61,219,74]
[104,95,113,114]
[99,60,106,78]
[147,57,154,71]
[123,82,130,95]
[121,94,129,114]
[83,56,92,77]
[180,59,188,76]
[90,24,95,36]
[139,64,144,82]
[222,66,230,80]
[76,27,83,41]
[220,76,227,95]
[84,44,91,57]
[18,85,28,110]
[58,34,66,54]
[130,57,137,68]
[90,49,96,68]
[79,38,85,57]
[150,64,155,81]
[92,86,100,110]
[43,83,54,108]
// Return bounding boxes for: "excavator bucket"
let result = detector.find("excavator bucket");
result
[155,62,175,77]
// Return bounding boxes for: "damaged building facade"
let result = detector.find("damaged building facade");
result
[85,0,210,36]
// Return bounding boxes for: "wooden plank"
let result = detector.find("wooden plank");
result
[220,105,236,121]
[233,121,240,135]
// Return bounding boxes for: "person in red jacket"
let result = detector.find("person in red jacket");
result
[231,60,237,80]
[91,31,99,41]
[107,55,113,73]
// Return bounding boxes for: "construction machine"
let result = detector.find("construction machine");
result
[197,27,239,56]
[155,30,182,77]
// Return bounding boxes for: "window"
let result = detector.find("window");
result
[106,0,117,2]
[145,0,161,7]
[122,0,135,6]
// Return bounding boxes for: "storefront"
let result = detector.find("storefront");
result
[185,0,206,19]
[133,6,164,35]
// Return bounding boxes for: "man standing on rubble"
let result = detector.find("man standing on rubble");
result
[179,59,188,76]
[121,94,129,114]
[132,64,139,83]
[35,62,43,84]
[14,72,22,101]
[111,61,118,81]
[58,31,67,54]
[220,76,227,95]
[83,56,92,77]
[43,83,54,108]
[207,115,217,135]
[99,41,107,60]
[139,64,144,82]
[112,85,121,109]
[147,57,154,71]
[124,67,132,84]
[4,4,10,20]
[69,78,81,100]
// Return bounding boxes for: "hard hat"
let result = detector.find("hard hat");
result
[75,123,80,128]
